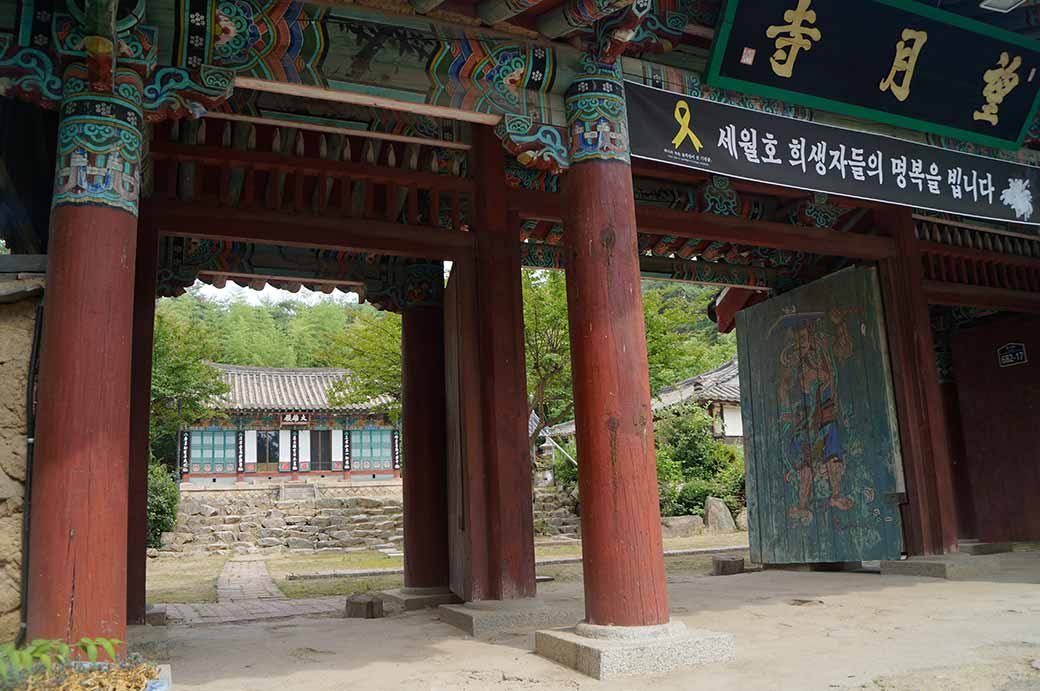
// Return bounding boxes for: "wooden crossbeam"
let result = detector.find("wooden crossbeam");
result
[507,188,896,259]
[143,201,475,260]
[203,112,471,151]
[234,77,501,126]
[924,280,1040,313]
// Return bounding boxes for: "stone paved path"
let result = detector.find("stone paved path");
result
[166,557,342,626]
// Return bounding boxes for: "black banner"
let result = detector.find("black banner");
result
[392,430,401,471]
[708,0,1040,149]
[343,430,352,471]
[290,430,300,472]
[626,81,1040,227]
[179,431,190,475]
[236,430,246,473]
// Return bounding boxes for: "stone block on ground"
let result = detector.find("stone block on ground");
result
[712,555,745,576]
[145,604,168,626]
[440,599,583,639]
[660,515,704,538]
[345,594,384,619]
[735,508,749,531]
[958,540,1014,556]
[535,621,735,680]
[383,587,460,611]
[705,497,737,533]
[880,554,1001,580]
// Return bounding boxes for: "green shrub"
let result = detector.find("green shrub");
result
[676,477,717,516]
[147,461,179,548]
[716,446,746,515]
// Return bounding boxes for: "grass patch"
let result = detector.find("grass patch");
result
[146,554,227,604]
[533,533,749,561]
[275,574,404,599]
[265,550,402,580]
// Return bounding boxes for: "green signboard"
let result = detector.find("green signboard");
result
[708,0,1040,149]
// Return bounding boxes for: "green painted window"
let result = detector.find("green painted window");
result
[349,429,394,472]
[189,430,237,474]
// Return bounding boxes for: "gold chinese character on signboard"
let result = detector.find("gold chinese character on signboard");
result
[879,29,928,102]
[973,51,1022,126]
[766,0,822,79]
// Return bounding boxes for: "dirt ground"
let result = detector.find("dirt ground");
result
[132,550,1040,690]
[146,534,749,603]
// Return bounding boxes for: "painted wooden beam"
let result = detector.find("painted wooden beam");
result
[536,0,636,38]
[714,287,758,333]
[143,201,475,259]
[411,0,449,14]
[479,0,548,25]
[506,189,897,259]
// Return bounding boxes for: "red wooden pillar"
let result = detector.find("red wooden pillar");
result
[471,126,536,599]
[877,206,959,555]
[126,220,158,625]
[562,60,669,627]
[401,303,450,588]
[27,67,143,644]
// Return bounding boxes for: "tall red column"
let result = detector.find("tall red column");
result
[562,59,669,627]
[127,221,158,625]
[401,303,450,588]
[27,66,143,644]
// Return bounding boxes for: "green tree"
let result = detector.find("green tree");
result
[522,270,572,446]
[149,312,230,469]
[217,301,297,367]
[323,306,402,421]
[289,300,356,367]
[147,460,179,547]
[654,401,745,516]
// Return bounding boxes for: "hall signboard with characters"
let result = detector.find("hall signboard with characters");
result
[626,81,1040,228]
[706,0,1040,149]
[736,267,905,564]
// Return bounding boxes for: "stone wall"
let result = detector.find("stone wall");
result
[163,482,579,555]
[0,291,41,641]
[533,487,580,538]
[160,491,405,557]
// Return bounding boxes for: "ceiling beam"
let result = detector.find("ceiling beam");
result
[479,0,548,25]
[143,201,475,260]
[537,0,635,39]
[924,280,1040,314]
[507,188,897,259]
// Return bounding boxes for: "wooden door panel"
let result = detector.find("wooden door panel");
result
[737,266,904,563]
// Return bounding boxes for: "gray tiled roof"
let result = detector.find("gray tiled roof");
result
[210,363,388,412]
[545,358,740,438]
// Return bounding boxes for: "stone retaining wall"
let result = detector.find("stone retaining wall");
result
[159,495,405,557]
[163,482,581,556]
[0,288,41,640]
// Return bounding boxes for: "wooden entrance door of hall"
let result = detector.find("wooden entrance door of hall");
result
[737,266,905,564]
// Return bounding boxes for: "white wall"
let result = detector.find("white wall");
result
[245,431,257,463]
[722,404,743,438]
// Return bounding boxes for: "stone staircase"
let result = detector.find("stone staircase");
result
[533,487,581,538]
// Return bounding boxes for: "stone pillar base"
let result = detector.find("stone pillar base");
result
[535,620,735,680]
[439,599,582,638]
[958,540,1014,556]
[382,587,460,611]
[881,554,1001,580]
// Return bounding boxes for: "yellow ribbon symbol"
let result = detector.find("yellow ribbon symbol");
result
[672,100,703,152]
